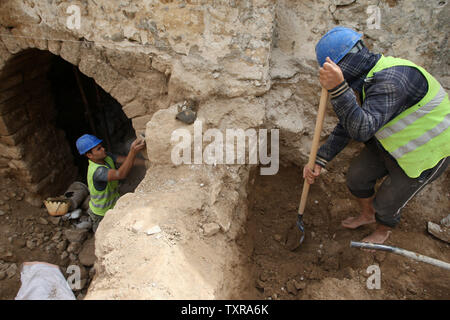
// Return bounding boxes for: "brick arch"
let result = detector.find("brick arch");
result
[0,27,170,204]
[0,43,135,205]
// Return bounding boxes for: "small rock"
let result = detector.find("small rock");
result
[0,210,5,216]
[64,229,88,243]
[75,221,92,229]
[259,272,269,282]
[146,225,161,235]
[52,231,63,241]
[26,239,36,250]
[0,271,6,280]
[69,253,77,261]
[293,279,306,290]
[6,264,18,279]
[441,214,450,227]
[79,216,90,222]
[2,251,14,262]
[89,267,96,278]
[407,287,418,295]
[13,238,26,248]
[45,244,56,253]
[202,223,220,237]
[79,238,96,267]
[60,251,69,260]
[56,240,68,252]
[69,209,82,220]
[48,216,61,226]
[273,234,282,242]
[67,242,82,254]
[38,217,48,225]
[286,279,298,295]
[255,279,265,290]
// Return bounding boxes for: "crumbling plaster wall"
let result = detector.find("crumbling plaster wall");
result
[0,0,448,299]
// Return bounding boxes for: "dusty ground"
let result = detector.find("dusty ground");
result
[1,160,448,300]
[0,176,99,300]
[0,162,145,300]
[235,164,450,300]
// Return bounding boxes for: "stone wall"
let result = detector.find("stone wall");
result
[0,0,448,299]
[0,49,77,201]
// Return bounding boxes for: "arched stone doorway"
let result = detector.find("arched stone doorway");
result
[0,48,141,205]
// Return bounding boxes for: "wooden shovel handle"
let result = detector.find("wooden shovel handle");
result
[298,87,329,215]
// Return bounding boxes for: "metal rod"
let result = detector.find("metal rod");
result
[73,66,97,136]
[350,241,450,271]
[95,84,112,151]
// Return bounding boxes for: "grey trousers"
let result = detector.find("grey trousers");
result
[346,138,449,228]
[87,208,104,233]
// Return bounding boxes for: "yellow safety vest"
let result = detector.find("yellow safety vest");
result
[87,156,120,216]
[363,56,450,178]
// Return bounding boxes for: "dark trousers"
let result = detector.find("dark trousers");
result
[346,138,449,228]
[87,208,104,233]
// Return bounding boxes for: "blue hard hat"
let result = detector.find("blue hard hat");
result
[315,27,362,67]
[76,134,102,155]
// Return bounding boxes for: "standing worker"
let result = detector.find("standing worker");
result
[304,27,449,244]
[76,134,146,232]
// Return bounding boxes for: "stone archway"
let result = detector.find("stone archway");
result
[0,48,117,203]
[0,16,171,204]
[0,39,160,206]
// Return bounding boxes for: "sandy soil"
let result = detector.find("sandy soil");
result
[234,165,450,300]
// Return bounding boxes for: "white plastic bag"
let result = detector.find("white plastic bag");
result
[15,262,75,300]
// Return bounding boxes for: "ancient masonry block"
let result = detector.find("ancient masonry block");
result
[123,99,147,119]
[78,51,122,93]
[132,115,153,133]
[110,78,140,106]
[47,40,62,56]
[60,41,81,66]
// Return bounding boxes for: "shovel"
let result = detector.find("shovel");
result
[286,88,329,251]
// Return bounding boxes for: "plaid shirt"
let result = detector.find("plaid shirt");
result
[316,53,429,166]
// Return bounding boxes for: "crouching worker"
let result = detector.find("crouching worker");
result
[76,134,146,232]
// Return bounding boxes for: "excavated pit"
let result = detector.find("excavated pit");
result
[233,164,450,300]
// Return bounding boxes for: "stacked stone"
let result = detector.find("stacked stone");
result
[0,50,77,201]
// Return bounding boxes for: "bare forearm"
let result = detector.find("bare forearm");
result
[116,151,137,179]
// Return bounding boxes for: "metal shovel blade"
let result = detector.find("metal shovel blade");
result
[285,214,305,251]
